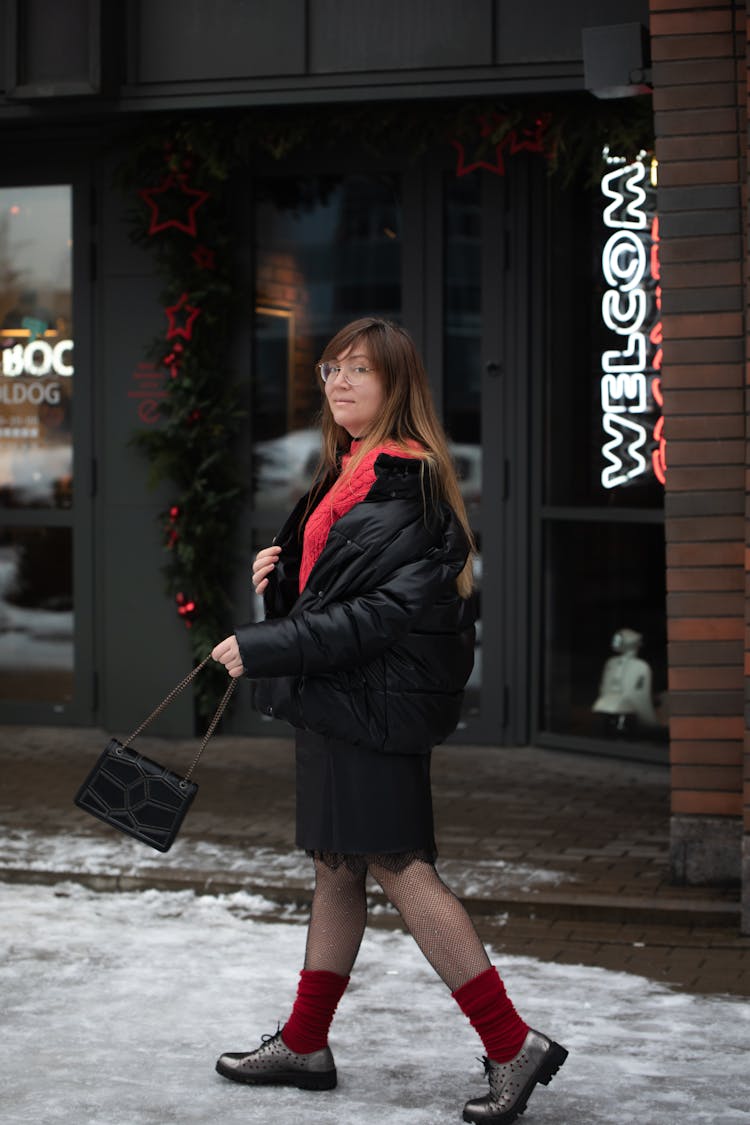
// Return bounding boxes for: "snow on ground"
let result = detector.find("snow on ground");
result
[0,551,73,673]
[0,827,566,896]
[1,881,748,1125]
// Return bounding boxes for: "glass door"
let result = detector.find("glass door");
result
[250,172,402,524]
[232,169,403,733]
[531,165,668,763]
[0,180,93,721]
[422,163,515,745]
[441,171,494,738]
[237,157,531,746]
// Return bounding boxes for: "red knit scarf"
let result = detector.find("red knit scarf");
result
[299,439,418,592]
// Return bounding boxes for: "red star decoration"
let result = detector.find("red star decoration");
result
[452,113,511,177]
[191,244,216,270]
[452,113,554,178]
[139,173,210,238]
[506,114,553,157]
[165,294,201,341]
[452,137,506,177]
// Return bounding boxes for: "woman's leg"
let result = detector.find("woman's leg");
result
[303,855,369,974]
[367,857,491,989]
[281,857,368,1053]
[368,857,567,1124]
[367,858,528,1059]
[215,856,368,1087]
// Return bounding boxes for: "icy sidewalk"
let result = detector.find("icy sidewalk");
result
[2,881,749,1125]
[0,826,565,899]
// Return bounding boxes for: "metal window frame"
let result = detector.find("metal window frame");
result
[0,165,95,724]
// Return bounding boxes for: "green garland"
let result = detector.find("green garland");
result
[239,93,651,179]
[122,124,244,723]
[121,96,652,726]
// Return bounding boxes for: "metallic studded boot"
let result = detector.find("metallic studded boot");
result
[462,1028,568,1124]
[216,1028,337,1091]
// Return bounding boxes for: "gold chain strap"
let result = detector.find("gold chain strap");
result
[121,654,238,782]
[183,677,237,781]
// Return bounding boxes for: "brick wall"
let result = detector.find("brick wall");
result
[745,0,750,932]
[649,0,746,900]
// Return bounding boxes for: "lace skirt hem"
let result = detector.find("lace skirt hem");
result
[306,848,437,876]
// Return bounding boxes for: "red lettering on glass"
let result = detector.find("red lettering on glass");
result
[128,363,166,425]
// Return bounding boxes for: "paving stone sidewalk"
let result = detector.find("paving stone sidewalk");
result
[1,725,747,997]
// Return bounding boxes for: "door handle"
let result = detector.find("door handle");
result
[485,360,502,376]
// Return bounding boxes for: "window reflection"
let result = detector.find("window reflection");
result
[459,547,482,723]
[252,174,401,511]
[0,186,73,509]
[444,173,482,521]
[444,174,482,716]
[541,520,668,744]
[0,526,73,702]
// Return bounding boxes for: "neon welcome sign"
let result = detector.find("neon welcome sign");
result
[599,149,664,490]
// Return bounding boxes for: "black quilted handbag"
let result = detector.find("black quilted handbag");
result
[74,655,236,852]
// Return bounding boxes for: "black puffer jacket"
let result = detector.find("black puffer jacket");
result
[234,452,476,754]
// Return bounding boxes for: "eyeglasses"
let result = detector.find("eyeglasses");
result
[316,362,376,386]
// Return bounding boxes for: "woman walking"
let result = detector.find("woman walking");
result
[211,317,567,1124]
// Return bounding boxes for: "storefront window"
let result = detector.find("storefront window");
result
[0,186,73,508]
[0,185,74,704]
[540,165,666,749]
[0,525,74,703]
[444,174,482,720]
[541,520,667,744]
[252,174,401,511]
[444,174,482,516]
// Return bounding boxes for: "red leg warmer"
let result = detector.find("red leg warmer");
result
[452,966,529,1063]
[281,969,350,1054]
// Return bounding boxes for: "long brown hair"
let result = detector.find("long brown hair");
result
[312,317,475,598]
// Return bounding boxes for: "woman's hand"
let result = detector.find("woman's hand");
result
[252,545,282,595]
[211,635,245,678]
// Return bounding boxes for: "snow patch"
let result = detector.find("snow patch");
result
[0,882,747,1125]
[0,827,568,898]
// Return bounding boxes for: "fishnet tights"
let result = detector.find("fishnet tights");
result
[304,858,368,976]
[304,855,491,992]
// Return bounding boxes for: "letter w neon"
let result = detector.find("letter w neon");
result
[601,413,648,489]
[602,163,648,230]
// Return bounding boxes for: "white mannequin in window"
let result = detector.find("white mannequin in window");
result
[593,627,657,730]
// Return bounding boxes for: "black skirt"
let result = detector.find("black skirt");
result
[295,729,437,857]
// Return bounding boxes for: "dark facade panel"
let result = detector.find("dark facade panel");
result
[0,0,6,92]
[309,0,493,72]
[96,158,194,734]
[98,273,194,734]
[4,0,103,97]
[133,0,306,83]
[19,0,91,80]
[495,0,649,63]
